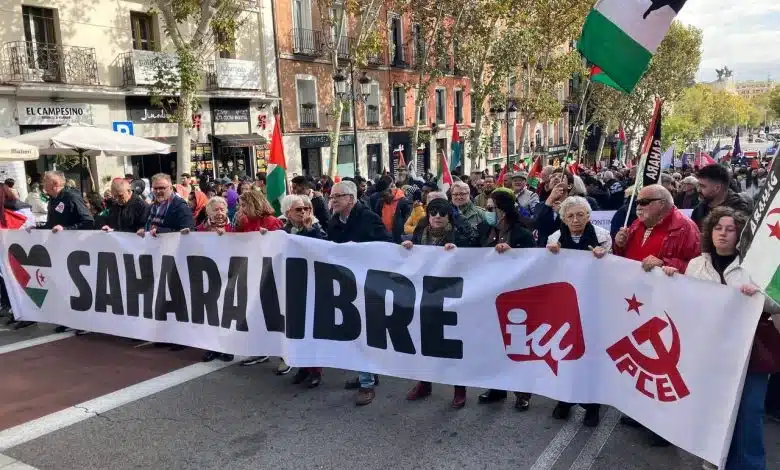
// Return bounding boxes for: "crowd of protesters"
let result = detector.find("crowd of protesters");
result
[0,155,777,469]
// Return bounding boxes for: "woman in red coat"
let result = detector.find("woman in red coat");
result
[234,189,287,372]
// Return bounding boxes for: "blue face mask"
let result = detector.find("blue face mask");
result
[484,211,497,226]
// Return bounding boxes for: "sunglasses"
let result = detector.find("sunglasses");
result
[428,210,449,217]
[636,197,662,206]
[292,206,312,213]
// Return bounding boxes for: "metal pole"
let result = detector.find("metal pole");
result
[506,118,510,169]
[350,61,360,177]
[565,79,591,163]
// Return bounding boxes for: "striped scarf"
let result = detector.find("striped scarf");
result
[146,197,172,230]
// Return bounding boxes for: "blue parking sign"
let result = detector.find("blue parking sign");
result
[112,121,134,135]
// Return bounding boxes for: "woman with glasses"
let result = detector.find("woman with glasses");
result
[402,198,478,408]
[545,195,611,427]
[476,188,536,411]
[281,194,328,388]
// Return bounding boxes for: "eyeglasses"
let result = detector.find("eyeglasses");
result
[451,192,470,197]
[152,186,170,192]
[636,197,662,206]
[292,206,312,213]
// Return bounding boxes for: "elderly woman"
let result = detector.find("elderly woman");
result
[545,195,611,427]
[662,207,780,470]
[188,190,209,226]
[280,194,328,388]
[477,189,536,411]
[401,198,478,408]
[674,176,699,209]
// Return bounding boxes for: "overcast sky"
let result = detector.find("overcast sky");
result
[677,0,780,83]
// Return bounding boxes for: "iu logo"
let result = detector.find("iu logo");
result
[495,282,585,375]
[606,314,690,402]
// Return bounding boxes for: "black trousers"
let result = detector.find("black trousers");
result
[766,373,780,413]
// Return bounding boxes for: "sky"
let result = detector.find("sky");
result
[676,0,780,83]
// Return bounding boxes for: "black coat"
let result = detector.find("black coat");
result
[146,196,194,233]
[283,221,327,239]
[478,220,535,249]
[411,215,479,247]
[43,188,94,230]
[104,194,148,232]
[311,194,330,227]
[534,197,598,247]
[691,190,753,229]
[327,202,392,244]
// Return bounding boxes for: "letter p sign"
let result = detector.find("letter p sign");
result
[112,121,134,136]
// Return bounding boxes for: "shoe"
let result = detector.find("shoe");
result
[54,325,69,333]
[514,397,530,412]
[219,354,234,362]
[74,330,89,336]
[306,372,322,389]
[584,408,600,427]
[478,389,507,404]
[11,320,35,330]
[552,403,572,420]
[451,386,466,409]
[241,356,270,366]
[202,351,218,362]
[619,415,642,428]
[406,382,432,401]
[356,387,375,406]
[345,374,379,390]
[276,360,292,375]
[292,369,310,385]
[649,432,671,447]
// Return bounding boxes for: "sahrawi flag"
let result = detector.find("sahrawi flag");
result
[451,123,462,172]
[578,0,688,93]
[437,149,453,192]
[267,118,287,215]
[740,156,780,303]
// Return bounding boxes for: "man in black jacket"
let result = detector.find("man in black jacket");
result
[327,180,391,406]
[291,175,329,226]
[691,164,753,228]
[100,178,148,233]
[138,173,194,237]
[42,170,94,232]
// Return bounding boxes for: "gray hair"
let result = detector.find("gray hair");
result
[681,176,698,186]
[643,184,674,206]
[151,173,172,184]
[110,178,130,193]
[571,175,587,196]
[660,173,674,185]
[281,194,312,214]
[603,170,614,180]
[43,170,65,183]
[426,191,447,204]
[331,181,357,199]
[205,196,227,217]
[451,181,470,193]
[558,196,591,219]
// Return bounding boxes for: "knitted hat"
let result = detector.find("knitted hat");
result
[425,198,452,219]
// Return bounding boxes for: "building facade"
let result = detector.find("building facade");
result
[0,0,279,195]
[735,79,775,101]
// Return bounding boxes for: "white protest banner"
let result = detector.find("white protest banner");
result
[0,230,763,466]
[589,209,693,231]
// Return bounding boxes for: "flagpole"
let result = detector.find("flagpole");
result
[565,79,591,165]
[623,98,662,228]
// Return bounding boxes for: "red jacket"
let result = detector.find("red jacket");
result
[613,207,701,273]
[236,215,283,233]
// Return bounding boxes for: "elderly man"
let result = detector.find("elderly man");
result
[692,164,753,228]
[101,178,148,233]
[613,184,701,446]
[511,171,540,216]
[138,173,194,237]
[475,175,496,209]
[674,176,699,209]
[42,171,94,232]
[327,180,391,406]
[450,181,486,230]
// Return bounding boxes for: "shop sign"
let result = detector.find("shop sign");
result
[213,107,249,123]
[547,145,568,156]
[130,50,179,86]
[300,135,331,148]
[17,102,92,126]
[127,98,176,124]
[215,59,262,90]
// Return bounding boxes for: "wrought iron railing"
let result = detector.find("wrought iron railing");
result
[299,105,318,128]
[2,41,99,85]
[391,105,404,126]
[389,41,410,68]
[336,36,353,60]
[340,109,351,127]
[291,29,324,56]
[367,53,383,66]
[366,106,379,126]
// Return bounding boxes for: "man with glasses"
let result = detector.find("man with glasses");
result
[450,181,485,230]
[326,181,391,406]
[137,173,194,238]
[511,171,539,216]
[100,178,148,233]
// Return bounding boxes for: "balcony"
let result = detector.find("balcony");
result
[367,53,383,66]
[336,36,353,60]
[340,110,351,127]
[119,50,178,87]
[291,29,325,56]
[389,42,411,68]
[205,58,262,90]
[366,106,379,126]
[1,41,99,86]
[391,106,404,127]
[299,104,317,128]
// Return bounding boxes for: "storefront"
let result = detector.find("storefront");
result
[388,131,411,175]
[546,144,568,164]
[126,97,179,178]
[299,134,355,178]
[210,99,266,180]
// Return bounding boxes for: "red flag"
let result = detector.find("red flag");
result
[512,163,521,172]
[528,157,542,179]
[269,118,286,170]
[437,149,453,190]
[397,151,406,169]
[568,162,579,175]
[496,164,508,186]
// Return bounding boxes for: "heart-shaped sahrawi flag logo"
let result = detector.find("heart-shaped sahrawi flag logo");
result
[8,244,52,308]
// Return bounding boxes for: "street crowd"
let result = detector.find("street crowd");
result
[0,156,777,470]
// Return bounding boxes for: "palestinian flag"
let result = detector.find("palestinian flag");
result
[437,149,453,192]
[527,157,542,188]
[451,123,461,172]
[267,118,287,215]
[740,157,780,303]
[578,0,688,93]
[590,66,627,93]
[616,124,626,163]
[496,164,508,186]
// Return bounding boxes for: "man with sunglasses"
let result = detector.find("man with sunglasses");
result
[612,184,700,447]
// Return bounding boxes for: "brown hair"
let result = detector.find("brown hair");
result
[239,189,275,218]
[700,206,748,254]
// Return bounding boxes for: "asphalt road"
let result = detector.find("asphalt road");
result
[1,324,779,470]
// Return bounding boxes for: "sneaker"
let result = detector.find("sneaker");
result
[54,325,69,333]
[584,407,600,427]
[276,360,292,375]
[552,402,572,420]
[514,397,530,412]
[478,389,507,404]
[406,382,432,401]
[202,351,218,362]
[345,374,379,389]
[292,369,310,385]
[356,387,375,406]
[219,354,234,362]
[306,372,322,389]
[241,356,270,366]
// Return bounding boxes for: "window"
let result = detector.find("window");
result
[454,89,463,124]
[418,97,427,123]
[296,76,318,128]
[435,88,446,124]
[535,128,542,148]
[23,6,57,45]
[507,122,515,156]
[508,76,516,97]
[391,86,405,126]
[130,12,156,51]
[470,93,476,124]
[22,6,58,78]
[213,24,234,58]
[548,121,554,146]
[390,16,404,66]
[292,0,314,53]
[412,24,424,66]
[365,82,380,126]
[558,119,565,145]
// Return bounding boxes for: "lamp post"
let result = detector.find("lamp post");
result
[490,102,517,168]
[333,66,371,177]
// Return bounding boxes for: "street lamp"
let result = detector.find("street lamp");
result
[333,69,348,98]
[333,66,372,177]
[358,72,371,98]
[490,102,516,168]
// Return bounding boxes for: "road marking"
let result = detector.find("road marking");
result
[0,333,73,356]
[568,407,621,470]
[0,453,40,469]
[529,407,585,470]
[0,360,235,452]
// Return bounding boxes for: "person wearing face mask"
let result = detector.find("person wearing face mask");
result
[476,189,535,410]
[475,175,496,209]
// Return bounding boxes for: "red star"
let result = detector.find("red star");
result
[768,221,780,240]
[625,295,643,315]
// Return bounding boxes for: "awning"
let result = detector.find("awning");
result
[148,136,177,152]
[212,134,267,148]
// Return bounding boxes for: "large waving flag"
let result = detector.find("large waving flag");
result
[451,123,462,172]
[267,118,287,215]
[578,0,688,93]
[437,149,453,192]
[660,145,674,169]
[590,65,627,93]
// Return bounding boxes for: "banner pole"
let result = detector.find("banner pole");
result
[566,79,590,164]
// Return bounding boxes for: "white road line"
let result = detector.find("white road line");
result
[568,407,621,470]
[0,360,235,452]
[0,333,74,356]
[0,453,39,469]
[529,407,585,470]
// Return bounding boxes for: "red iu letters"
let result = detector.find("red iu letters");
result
[495,282,586,375]
[606,314,690,402]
